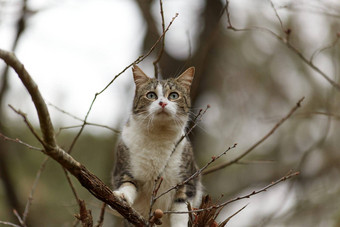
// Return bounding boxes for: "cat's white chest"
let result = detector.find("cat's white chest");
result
[122,119,184,181]
[121,118,185,220]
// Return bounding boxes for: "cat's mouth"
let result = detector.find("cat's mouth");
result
[155,108,171,116]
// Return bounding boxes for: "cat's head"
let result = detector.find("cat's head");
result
[131,65,194,129]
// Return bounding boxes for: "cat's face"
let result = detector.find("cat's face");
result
[132,65,194,128]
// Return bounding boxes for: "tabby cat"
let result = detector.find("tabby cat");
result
[112,65,202,226]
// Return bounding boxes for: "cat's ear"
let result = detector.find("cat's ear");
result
[132,65,150,88]
[176,67,195,91]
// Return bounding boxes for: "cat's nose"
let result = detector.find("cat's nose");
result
[159,101,167,108]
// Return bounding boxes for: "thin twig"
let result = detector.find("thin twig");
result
[56,124,119,135]
[153,0,166,78]
[48,103,120,134]
[173,105,210,157]
[203,97,304,175]
[8,105,45,146]
[148,177,164,220]
[164,171,299,214]
[148,106,210,213]
[236,159,276,165]
[76,200,93,227]
[310,35,340,63]
[225,0,340,91]
[22,157,49,224]
[297,111,340,120]
[0,133,43,151]
[218,204,248,226]
[67,12,179,154]
[281,5,340,19]
[48,102,84,121]
[0,48,147,225]
[269,0,284,32]
[63,168,81,205]
[12,210,25,227]
[155,143,237,201]
[0,221,21,227]
[94,203,106,227]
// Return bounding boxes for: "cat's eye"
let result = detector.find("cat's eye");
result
[146,92,157,100]
[168,92,179,100]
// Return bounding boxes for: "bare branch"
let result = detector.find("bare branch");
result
[48,103,120,134]
[13,209,25,227]
[148,106,210,213]
[155,143,237,201]
[225,0,340,91]
[0,49,147,226]
[148,177,164,220]
[94,203,106,227]
[164,171,300,214]
[203,97,304,175]
[310,35,340,63]
[64,169,80,202]
[8,105,45,146]
[68,12,179,154]
[218,204,248,226]
[0,133,43,151]
[269,0,284,33]
[0,221,21,227]
[22,157,49,224]
[236,159,276,165]
[153,0,166,78]
[298,111,340,120]
[75,200,93,227]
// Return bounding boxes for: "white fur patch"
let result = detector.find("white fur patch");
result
[148,84,178,119]
[170,203,189,227]
[118,82,199,225]
[121,116,188,224]
[113,184,137,205]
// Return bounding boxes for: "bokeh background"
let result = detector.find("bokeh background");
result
[1,0,340,226]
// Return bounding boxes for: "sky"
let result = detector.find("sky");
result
[0,0,203,132]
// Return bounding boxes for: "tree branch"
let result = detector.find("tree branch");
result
[0,221,21,227]
[0,49,147,226]
[68,12,178,154]
[164,171,299,214]
[203,97,304,175]
[22,157,48,224]
[225,0,340,92]
[153,0,166,79]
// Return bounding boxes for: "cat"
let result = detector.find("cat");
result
[112,65,202,226]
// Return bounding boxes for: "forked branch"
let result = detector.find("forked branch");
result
[0,49,147,226]
[164,171,299,215]
[203,97,304,175]
[225,0,340,92]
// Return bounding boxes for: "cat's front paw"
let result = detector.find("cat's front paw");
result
[113,190,134,205]
[109,190,135,217]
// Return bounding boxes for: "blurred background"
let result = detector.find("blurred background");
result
[1,0,340,226]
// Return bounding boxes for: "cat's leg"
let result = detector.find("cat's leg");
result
[110,181,137,217]
[111,170,138,217]
[169,185,191,227]
[113,181,137,205]
[113,173,137,206]
[112,142,137,206]
[170,202,189,227]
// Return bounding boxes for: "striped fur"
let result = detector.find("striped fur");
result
[112,65,202,227]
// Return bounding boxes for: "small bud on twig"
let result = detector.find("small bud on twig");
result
[285,28,291,35]
[154,209,163,219]
[149,209,163,225]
